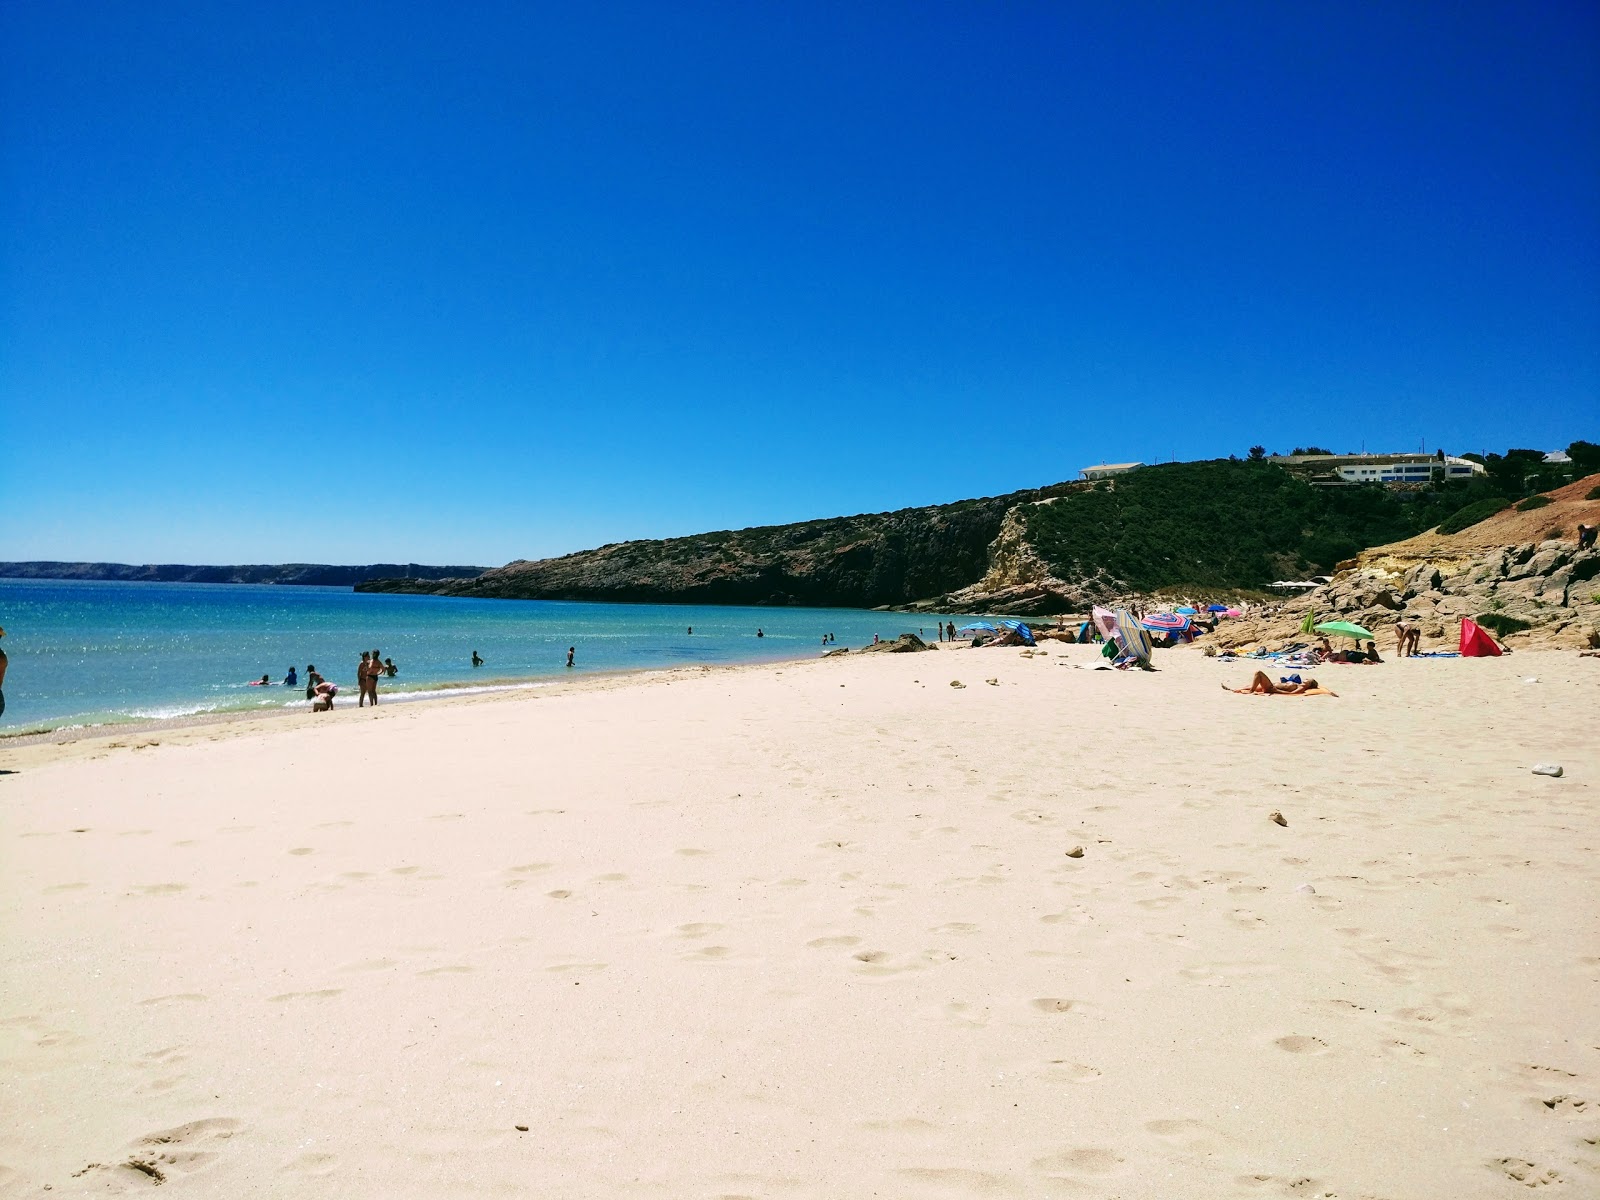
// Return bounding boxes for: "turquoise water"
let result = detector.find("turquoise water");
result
[0,579,976,734]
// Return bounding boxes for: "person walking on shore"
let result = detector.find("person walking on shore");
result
[0,627,8,720]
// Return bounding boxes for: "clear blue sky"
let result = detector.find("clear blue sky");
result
[3,2,1596,565]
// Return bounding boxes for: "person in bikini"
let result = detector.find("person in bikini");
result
[358,651,373,707]
[368,648,382,704]
[1224,671,1337,696]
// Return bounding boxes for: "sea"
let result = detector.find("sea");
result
[0,579,980,735]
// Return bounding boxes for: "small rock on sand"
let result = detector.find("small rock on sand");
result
[1065,846,1085,858]
[1269,810,1288,827]
[1532,763,1564,777]
[950,681,965,689]
[1295,883,1316,894]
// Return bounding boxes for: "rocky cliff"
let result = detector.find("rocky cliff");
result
[359,482,1087,609]
[357,461,1598,616]
[1214,474,1600,650]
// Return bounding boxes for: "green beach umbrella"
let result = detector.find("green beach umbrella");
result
[1313,619,1375,641]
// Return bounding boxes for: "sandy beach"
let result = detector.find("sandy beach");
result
[2,644,1596,1198]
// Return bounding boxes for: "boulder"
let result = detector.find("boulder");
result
[857,633,933,654]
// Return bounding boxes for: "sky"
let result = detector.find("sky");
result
[2,2,1597,566]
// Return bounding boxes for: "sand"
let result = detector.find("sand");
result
[2,644,1596,1197]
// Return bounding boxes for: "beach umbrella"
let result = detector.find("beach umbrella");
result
[1175,606,1198,615]
[996,618,1036,646]
[1140,612,1190,633]
[955,622,997,635]
[1091,606,1120,641]
[1224,607,1242,617]
[1114,608,1153,662]
[1314,619,1375,641]
[1207,604,1228,612]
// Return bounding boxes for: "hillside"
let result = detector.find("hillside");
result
[0,562,488,587]
[1213,473,1600,651]
[361,483,1084,609]
[360,460,1534,611]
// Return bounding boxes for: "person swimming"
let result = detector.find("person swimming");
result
[284,666,298,687]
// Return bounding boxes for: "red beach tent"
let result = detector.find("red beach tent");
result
[1459,618,1502,658]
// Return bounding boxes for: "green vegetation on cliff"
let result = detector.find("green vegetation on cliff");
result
[1022,460,1504,591]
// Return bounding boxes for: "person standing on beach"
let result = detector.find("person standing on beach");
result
[368,649,383,704]
[566,646,575,668]
[358,652,373,707]
[946,621,956,642]
[0,627,8,720]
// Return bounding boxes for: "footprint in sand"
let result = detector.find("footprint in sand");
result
[675,848,710,857]
[71,1117,245,1186]
[267,990,343,1002]
[1039,1060,1102,1084]
[389,866,420,876]
[131,883,188,896]
[676,923,723,938]
[288,847,314,856]
[1538,1095,1590,1116]
[1031,1147,1125,1175]
[1274,1035,1329,1055]
[546,889,573,899]
[1490,1157,1562,1186]
[1233,1173,1332,1194]
[138,993,206,1006]
[1032,998,1076,1014]
[417,965,473,977]
[807,936,859,949]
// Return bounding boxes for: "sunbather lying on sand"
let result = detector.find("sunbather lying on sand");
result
[1223,671,1337,697]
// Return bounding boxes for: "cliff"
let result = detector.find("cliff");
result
[1213,473,1600,650]
[360,482,1086,609]
[0,562,488,587]
[358,459,1532,612]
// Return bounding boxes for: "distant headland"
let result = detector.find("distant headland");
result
[0,562,489,587]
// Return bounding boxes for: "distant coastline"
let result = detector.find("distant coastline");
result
[0,561,488,587]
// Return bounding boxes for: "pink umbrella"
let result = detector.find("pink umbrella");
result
[1225,607,1242,617]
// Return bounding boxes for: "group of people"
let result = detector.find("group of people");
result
[276,652,398,713]
[1315,637,1383,664]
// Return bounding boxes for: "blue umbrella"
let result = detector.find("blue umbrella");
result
[956,622,997,635]
[1175,606,1198,615]
[1207,604,1228,612]
[1141,612,1191,633]
[997,619,1036,646]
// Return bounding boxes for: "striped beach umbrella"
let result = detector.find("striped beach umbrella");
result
[1114,609,1153,662]
[1140,612,1191,633]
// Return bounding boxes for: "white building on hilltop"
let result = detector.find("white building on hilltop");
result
[1079,461,1144,482]
[1269,452,1485,486]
